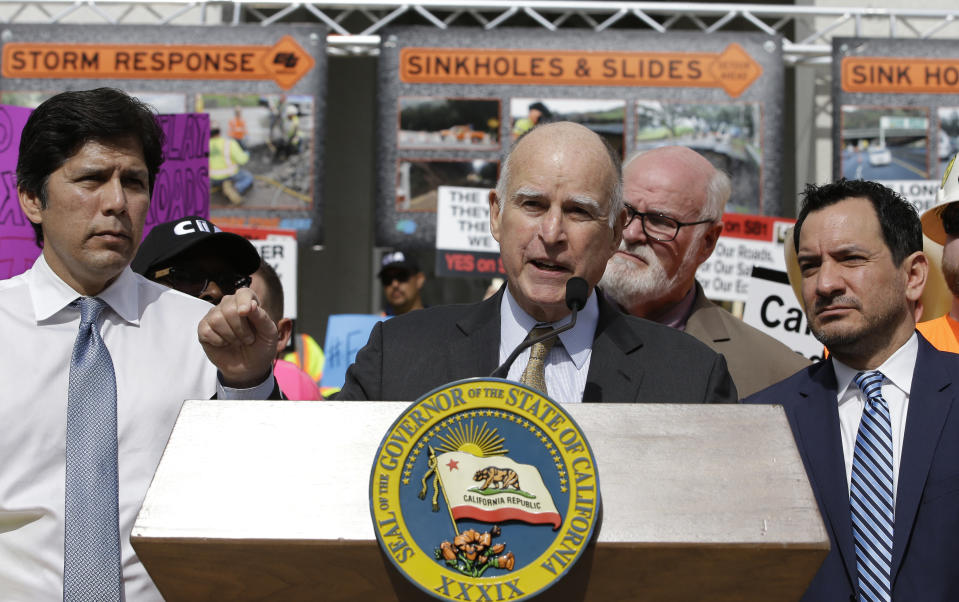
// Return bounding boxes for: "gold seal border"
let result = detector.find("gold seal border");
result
[369,378,600,602]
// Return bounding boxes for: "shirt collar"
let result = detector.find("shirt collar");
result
[655,285,697,331]
[500,285,599,370]
[27,254,141,325]
[832,332,918,403]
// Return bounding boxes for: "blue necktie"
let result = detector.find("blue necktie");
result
[850,370,894,602]
[63,297,122,601]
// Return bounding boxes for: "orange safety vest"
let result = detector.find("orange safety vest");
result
[228,116,247,141]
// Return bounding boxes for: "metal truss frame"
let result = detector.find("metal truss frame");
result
[2,1,959,65]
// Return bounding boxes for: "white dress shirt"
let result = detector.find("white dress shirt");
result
[499,287,599,404]
[0,256,273,601]
[832,333,916,505]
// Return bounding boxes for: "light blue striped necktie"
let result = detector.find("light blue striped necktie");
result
[63,297,122,601]
[850,370,894,602]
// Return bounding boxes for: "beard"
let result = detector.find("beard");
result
[809,293,903,358]
[600,241,698,312]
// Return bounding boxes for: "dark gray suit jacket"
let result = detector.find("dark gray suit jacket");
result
[336,289,737,403]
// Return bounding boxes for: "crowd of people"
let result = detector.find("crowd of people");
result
[3,87,959,599]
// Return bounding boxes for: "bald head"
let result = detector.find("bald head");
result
[624,146,728,220]
[487,121,626,323]
[495,122,623,226]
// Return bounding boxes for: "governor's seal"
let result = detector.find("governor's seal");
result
[370,378,600,601]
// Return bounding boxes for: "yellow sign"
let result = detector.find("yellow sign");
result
[400,43,762,97]
[370,378,600,601]
[1,35,314,90]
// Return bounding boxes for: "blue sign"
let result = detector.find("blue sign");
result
[320,314,386,390]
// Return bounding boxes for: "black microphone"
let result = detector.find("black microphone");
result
[490,277,589,379]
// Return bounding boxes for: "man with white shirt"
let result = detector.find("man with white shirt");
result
[337,122,735,404]
[0,88,279,601]
[744,178,959,599]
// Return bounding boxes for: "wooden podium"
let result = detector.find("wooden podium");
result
[132,400,828,601]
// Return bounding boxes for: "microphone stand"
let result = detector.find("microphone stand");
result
[490,278,586,379]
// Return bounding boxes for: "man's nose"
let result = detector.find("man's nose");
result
[539,207,567,244]
[814,261,845,297]
[623,213,648,244]
[101,175,127,214]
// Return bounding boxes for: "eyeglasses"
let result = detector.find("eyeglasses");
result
[151,266,252,298]
[623,205,715,242]
[380,272,411,287]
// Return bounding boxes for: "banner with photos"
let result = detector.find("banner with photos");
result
[376,27,785,249]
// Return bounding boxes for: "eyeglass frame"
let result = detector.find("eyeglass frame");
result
[151,266,252,297]
[622,204,717,242]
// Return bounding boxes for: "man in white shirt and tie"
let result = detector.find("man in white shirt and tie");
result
[744,179,959,600]
[0,88,279,600]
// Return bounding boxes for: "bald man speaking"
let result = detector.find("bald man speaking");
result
[337,125,735,404]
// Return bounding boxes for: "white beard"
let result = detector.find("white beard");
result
[600,241,700,312]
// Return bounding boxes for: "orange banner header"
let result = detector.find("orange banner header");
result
[400,43,761,97]
[842,56,959,94]
[1,35,314,90]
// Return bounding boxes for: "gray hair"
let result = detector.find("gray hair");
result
[494,126,624,227]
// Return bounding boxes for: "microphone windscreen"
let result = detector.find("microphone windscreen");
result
[565,277,589,311]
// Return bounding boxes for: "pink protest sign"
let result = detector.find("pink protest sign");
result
[0,108,210,280]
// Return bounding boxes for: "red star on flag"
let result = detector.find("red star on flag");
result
[446,458,460,471]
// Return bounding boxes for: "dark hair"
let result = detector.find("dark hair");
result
[254,261,284,323]
[942,202,959,238]
[17,87,165,247]
[794,179,922,265]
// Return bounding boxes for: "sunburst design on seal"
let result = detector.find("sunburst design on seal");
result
[434,420,507,457]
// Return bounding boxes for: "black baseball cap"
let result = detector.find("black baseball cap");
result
[131,216,260,277]
[377,251,419,277]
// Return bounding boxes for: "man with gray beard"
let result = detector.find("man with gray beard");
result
[600,146,808,397]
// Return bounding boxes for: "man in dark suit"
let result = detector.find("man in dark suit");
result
[744,179,959,600]
[600,145,809,398]
[338,122,736,404]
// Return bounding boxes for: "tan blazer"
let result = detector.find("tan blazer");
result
[685,281,811,398]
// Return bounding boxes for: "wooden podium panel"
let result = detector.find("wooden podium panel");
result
[132,401,828,601]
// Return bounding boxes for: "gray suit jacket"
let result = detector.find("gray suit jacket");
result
[685,281,810,398]
[336,288,737,403]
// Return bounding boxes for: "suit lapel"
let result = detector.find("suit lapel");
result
[450,289,502,379]
[584,292,644,403]
[684,282,732,344]
[890,337,955,583]
[791,363,859,589]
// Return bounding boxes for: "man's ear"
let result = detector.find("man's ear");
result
[903,250,928,306]
[276,317,294,356]
[697,221,724,265]
[19,187,44,226]
[414,272,425,291]
[488,189,501,243]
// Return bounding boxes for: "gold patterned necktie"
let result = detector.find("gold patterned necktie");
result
[520,326,556,396]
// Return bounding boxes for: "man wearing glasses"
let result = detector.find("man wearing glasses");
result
[600,146,808,398]
[378,251,426,316]
[132,216,260,305]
